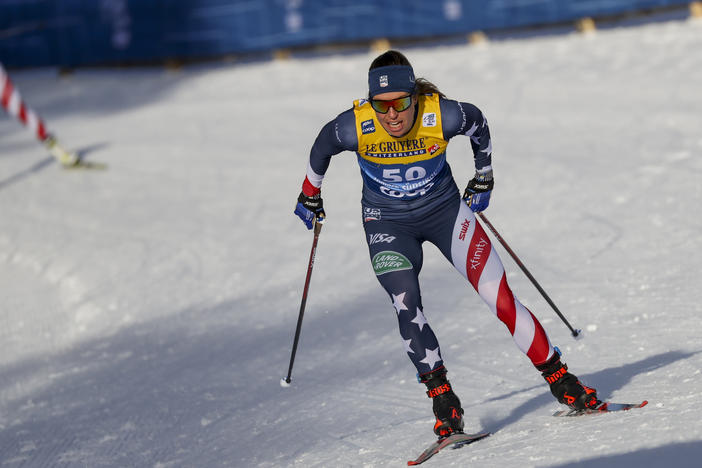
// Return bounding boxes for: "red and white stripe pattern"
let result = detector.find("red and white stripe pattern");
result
[1,62,49,142]
[450,202,554,366]
[301,161,324,196]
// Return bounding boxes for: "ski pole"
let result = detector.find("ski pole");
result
[281,215,325,387]
[476,212,582,339]
[0,62,78,166]
[0,62,48,141]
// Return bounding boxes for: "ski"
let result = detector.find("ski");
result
[44,136,108,170]
[407,431,490,466]
[553,400,648,417]
[62,159,108,170]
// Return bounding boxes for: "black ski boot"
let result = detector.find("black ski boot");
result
[421,368,464,437]
[537,352,600,410]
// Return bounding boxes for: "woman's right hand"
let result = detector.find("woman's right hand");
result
[294,192,326,229]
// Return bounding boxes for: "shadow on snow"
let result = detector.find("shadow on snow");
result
[480,350,697,433]
[546,440,702,468]
[0,289,399,466]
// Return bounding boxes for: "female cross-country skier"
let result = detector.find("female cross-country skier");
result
[294,50,599,437]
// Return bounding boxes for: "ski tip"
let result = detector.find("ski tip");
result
[407,432,490,465]
[640,400,649,408]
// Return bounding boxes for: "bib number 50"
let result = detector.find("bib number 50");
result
[380,166,431,198]
[382,167,426,182]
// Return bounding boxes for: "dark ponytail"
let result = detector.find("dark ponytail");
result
[415,78,445,98]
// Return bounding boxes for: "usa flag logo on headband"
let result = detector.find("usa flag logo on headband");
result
[379,75,388,87]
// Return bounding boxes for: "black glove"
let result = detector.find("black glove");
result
[294,191,326,229]
[462,170,494,212]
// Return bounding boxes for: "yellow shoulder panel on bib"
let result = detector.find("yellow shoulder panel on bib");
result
[353,94,447,165]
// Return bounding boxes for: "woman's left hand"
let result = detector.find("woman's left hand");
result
[462,171,494,212]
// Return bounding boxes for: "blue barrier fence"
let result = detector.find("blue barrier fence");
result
[0,0,692,68]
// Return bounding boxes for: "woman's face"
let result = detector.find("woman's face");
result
[371,91,417,137]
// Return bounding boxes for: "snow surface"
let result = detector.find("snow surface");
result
[2,17,702,468]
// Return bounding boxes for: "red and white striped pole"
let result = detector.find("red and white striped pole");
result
[1,62,78,166]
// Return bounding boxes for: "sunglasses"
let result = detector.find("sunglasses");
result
[370,95,413,114]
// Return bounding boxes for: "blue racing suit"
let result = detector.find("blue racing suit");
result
[300,94,554,377]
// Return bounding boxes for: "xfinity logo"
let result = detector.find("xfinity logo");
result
[470,237,489,270]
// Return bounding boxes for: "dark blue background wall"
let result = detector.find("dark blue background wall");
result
[0,0,692,68]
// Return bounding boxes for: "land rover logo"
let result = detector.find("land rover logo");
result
[372,251,413,275]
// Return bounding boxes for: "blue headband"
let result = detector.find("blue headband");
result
[368,65,416,97]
